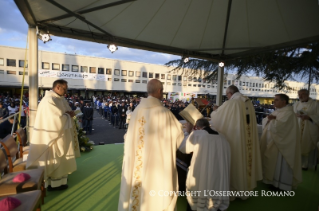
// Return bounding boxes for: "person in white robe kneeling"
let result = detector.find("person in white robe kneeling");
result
[118,79,184,211]
[179,118,231,211]
[293,89,319,170]
[261,94,302,191]
[26,79,77,191]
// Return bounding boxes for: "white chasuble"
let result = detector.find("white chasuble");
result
[179,130,231,211]
[260,105,302,190]
[293,99,319,159]
[118,96,184,211]
[26,90,77,183]
[210,92,262,198]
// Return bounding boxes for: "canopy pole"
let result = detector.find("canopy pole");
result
[28,26,38,141]
[216,62,224,106]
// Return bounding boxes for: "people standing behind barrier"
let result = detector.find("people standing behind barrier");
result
[171,104,178,118]
[108,102,113,123]
[79,100,85,112]
[98,99,103,116]
[18,102,27,128]
[69,101,76,110]
[255,105,264,124]
[118,102,127,129]
[104,102,109,120]
[83,103,94,135]
[129,102,136,112]
[74,102,81,111]
[111,102,119,127]
[101,100,105,118]
[0,102,9,120]
[95,98,100,111]
[7,102,18,115]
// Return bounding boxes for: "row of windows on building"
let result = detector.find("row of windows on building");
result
[0,68,318,94]
[2,59,319,93]
[229,80,318,93]
[0,58,28,68]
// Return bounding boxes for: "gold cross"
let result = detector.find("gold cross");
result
[138,117,146,126]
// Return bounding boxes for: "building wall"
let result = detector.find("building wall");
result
[1,45,319,100]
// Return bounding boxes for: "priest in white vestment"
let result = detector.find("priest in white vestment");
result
[179,118,230,211]
[118,79,184,211]
[210,85,262,199]
[293,89,319,170]
[260,94,302,190]
[26,79,77,190]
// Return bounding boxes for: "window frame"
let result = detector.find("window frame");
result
[19,60,28,68]
[72,65,79,72]
[62,64,70,71]
[142,72,147,78]
[52,63,60,70]
[106,68,112,75]
[42,62,50,69]
[7,59,16,67]
[114,69,120,76]
[98,67,104,74]
[89,67,96,73]
[81,66,88,73]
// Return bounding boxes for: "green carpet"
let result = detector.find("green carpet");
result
[43,145,319,211]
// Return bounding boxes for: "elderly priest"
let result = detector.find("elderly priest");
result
[179,118,230,211]
[260,94,302,191]
[210,85,262,199]
[293,89,319,170]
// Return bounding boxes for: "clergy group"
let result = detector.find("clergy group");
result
[118,80,318,211]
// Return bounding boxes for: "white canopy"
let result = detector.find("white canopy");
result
[14,0,319,62]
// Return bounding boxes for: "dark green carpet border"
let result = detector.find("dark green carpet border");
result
[42,145,319,211]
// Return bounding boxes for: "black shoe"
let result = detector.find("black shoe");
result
[47,185,68,191]
[302,167,308,171]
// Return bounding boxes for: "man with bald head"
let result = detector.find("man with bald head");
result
[118,79,184,211]
[293,89,319,170]
[210,85,262,200]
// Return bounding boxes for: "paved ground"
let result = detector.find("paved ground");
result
[86,109,126,145]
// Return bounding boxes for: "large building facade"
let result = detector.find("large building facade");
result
[0,45,318,103]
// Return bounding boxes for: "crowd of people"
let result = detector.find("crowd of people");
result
[0,93,28,139]
[91,95,197,130]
